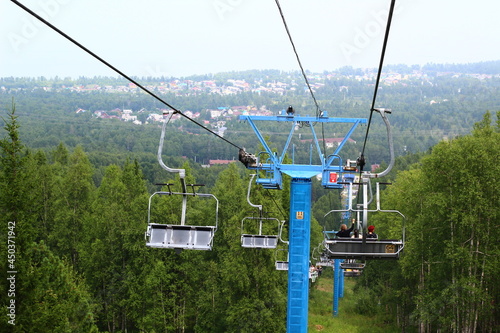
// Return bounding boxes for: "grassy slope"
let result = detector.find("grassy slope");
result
[308,271,400,333]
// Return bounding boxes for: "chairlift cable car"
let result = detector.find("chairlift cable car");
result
[145,116,219,251]
[275,248,290,271]
[274,220,290,270]
[241,174,282,249]
[323,109,406,260]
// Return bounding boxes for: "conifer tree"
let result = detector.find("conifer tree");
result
[49,146,95,266]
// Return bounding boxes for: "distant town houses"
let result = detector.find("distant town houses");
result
[4,67,498,99]
[88,104,273,128]
[5,66,498,129]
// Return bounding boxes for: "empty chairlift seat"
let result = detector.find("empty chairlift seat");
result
[275,260,289,271]
[275,248,289,270]
[148,120,219,251]
[241,234,279,248]
[146,188,219,251]
[241,217,280,249]
[146,224,216,251]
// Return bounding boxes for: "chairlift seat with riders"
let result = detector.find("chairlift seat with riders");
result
[324,238,403,260]
[322,109,406,260]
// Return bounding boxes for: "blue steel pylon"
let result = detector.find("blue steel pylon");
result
[239,111,366,332]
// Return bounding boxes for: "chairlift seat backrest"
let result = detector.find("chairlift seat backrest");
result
[340,262,365,270]
[324,238,403,260]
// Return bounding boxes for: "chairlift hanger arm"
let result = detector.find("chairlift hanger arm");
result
[363,109,395,178]
[247,174,263,213]
[279,220,289,244]
[158,120,186,178]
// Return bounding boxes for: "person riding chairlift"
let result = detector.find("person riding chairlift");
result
[336,220,355,238]
[366,225,378,239]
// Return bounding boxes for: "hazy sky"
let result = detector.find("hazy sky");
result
[1,0,499,78]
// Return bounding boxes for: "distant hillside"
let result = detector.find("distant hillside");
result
[1,61,499,181]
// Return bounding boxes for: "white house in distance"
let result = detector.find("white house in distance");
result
[122,109,141,124]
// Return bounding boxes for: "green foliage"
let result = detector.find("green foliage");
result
[359,111,500,331]
[15,241,98,333]
[308,277,400,332]
[49,146,95,265]
[0,100,25,225]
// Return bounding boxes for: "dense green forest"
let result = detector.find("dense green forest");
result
[0,103,293,332]
[1,64,499,332]
[354,111,500,332]
[1,106,498,332]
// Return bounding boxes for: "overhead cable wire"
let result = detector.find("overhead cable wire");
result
[360,0,396,160]
[274,0,321,117]
[354,0,396,213]
[274,0,327,153]
[265,188,288,221]
[11,0,242,151]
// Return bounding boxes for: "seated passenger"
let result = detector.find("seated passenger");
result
[366,225,378,239]
[337,221,355,238]
[351,229,362,239]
